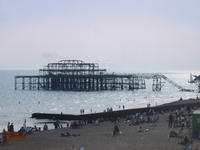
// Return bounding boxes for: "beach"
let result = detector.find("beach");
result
[1,0,200,149]
[1,99,200,150]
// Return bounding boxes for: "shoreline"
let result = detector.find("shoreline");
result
[1,97,200,150]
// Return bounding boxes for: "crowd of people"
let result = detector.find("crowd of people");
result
[127,109,159,126]
[80,105,127,115]
[80,109,85,114]
[168,106,199,150]
[168,106,192,129]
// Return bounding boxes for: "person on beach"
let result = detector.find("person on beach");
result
[43,123,48,131]
[95,120,99,126]
[54,120,60,129]
[19,126,25,133]
[179,136,190,146]
[168,113,173,128]
[147,103,151,108]
[113,124,120,136]
[137,126,143,132]
[66,122,70,128]
[2,129,8,143]
[10,123,14,132]
[79,147,85,150]
[179,97,183,101]
[61,132,80,137]
[135,118,140,125]
[23,119,26,128]
[34,125,39,131]
[177,130,184,138]
[7,122,10,132]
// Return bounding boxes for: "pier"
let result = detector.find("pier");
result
[15,60,146,91]
[15,60,194,92]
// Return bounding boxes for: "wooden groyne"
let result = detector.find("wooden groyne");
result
[32,99,200,121]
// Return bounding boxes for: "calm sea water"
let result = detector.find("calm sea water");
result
[0,70,199,131]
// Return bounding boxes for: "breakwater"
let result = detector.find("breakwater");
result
[32,99,200,121]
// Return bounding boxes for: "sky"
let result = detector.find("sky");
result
[0,0,200,72]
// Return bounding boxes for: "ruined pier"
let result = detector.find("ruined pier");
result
[15,60,146,91]
[15,60,194,92]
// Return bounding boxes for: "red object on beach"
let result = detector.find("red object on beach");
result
[1,131,26,142]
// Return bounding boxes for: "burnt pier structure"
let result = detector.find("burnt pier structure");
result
[15,60,146,91]
[15,60,195,92]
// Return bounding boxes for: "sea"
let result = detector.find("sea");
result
[0,70,199,131]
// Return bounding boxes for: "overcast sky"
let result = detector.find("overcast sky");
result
[0,0,199,72]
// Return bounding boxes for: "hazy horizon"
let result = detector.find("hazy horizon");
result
[0,0,199,72]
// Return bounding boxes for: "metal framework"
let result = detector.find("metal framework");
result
[15,60,193,92]
[15,60,146,91]
[152,76,163,91]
